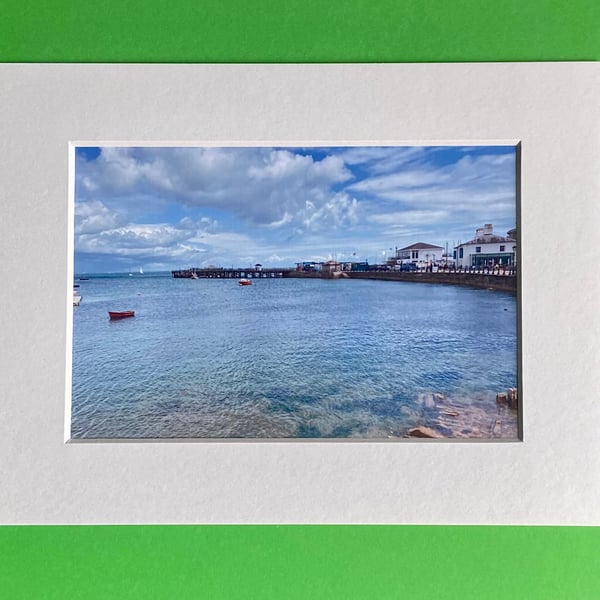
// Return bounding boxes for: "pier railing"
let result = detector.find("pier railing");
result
[172,267,294,279]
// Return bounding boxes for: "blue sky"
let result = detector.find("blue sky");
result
[74,145,517,273]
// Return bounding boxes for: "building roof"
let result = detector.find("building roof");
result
[455,224,517,248]
[456,235,515,248]
[398,242,443,251]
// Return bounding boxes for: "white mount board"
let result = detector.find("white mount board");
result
[0,63,598,524]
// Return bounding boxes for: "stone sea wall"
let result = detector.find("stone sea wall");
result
[287,270,516,293]
[345,271,517,293]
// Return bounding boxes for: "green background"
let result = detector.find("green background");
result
[1,1,598,598]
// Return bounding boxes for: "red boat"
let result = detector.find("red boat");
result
[109,311,135,320]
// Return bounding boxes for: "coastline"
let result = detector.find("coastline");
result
[289,270,517,294]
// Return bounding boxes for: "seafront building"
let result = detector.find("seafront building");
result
[454,224,516,269]
[393,242,445,269]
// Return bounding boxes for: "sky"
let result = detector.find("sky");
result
[74,145,517,273]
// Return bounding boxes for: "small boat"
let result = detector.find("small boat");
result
[191,272,199,279]
[109,311,135,319]
[78,277,89,281]
[73,290,82,306]
[139,267,144,275]
[239,278,252,286]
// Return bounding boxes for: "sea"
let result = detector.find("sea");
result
[70,273,518,439]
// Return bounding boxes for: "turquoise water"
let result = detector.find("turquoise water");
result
[70,274,517,439]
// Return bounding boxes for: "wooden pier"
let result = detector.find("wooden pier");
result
[172,267,294,279]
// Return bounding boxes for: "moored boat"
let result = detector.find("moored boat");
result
[239,278,252,286]
[109,311,135,319]
[73,290,82,306]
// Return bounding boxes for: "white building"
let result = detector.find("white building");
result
[395,242,444,269]
[454,224,516,269]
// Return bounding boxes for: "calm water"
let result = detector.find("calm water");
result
[71,274,517,439]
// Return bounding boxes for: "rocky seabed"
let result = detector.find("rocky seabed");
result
[396,388,519,440]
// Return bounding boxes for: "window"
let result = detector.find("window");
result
[412,251,419,259]
[475,246,481,253]
[500,245,505,251]
[459,248,463,258]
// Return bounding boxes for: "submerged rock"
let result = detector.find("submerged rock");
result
[417,393,436,409]
[406,390,519,439]
[408,426,444,439]
[441,408,459,417]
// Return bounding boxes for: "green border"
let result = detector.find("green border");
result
[1,0,599,62]
[0,526,599,599]
[1,2,599,599]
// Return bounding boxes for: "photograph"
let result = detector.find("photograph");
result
[70,144,519,440]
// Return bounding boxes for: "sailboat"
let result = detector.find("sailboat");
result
[139,267,144,275]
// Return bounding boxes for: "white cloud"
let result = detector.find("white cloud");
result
[368,209,451,227]
[177,216,218,232]
[299,192,359,231]
[267,254,289,263]
[349,153,514,205]
[338,146,425,174]
[350,169,450,193]
[348,152,516,244]
[75,200,127,234]
[76,147,355,231]
[76,224,194,253]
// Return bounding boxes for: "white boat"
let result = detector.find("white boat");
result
[73,289,82,306]
[191,272,199,279]
[239,278,252,286]
[139,267,144,275]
